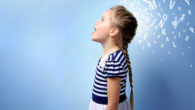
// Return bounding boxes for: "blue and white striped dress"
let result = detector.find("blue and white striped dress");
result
[89,49,130,110]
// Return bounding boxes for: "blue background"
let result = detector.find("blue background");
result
[0,0,194,110]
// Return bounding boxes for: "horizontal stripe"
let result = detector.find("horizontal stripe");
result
[94,78,106,85]
[93,88,107,95]
[95,76,106,82]
[92,91,107,97]
[93,84,107,91]
[94,79,107,86]
[106,71,127,76]
[120,91,126,95]
[104,64,123,70]
[120,87,126,92]
[93,82,107,89]
[96,69,106,78]
[92,93,127,104]
[95,74,106,81]
[93,86,106,93]
[121,84,126,88]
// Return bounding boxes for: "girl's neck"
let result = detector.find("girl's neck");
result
[101,45,121,59]
[103,46,121,54]
[101,38,121,57]
[100,46,121,61]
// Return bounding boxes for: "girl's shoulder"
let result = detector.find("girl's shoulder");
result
[106,49,125,63]
[98,49,126,67]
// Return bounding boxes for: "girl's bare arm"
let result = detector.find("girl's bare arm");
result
[106,77,121,110]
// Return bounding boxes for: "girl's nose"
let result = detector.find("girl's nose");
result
[95,20,100,25]
[94,21,98,25]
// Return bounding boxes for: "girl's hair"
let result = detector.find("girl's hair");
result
[110,5,138,110]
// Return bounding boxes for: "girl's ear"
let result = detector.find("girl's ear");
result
[109,28,119,38]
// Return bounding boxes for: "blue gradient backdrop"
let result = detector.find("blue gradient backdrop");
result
[0,0,194,110]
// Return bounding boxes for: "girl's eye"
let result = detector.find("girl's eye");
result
[101,18,104,21]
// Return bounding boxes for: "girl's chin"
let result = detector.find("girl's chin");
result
[91,36,99,42]
[91,35,105,43]
[91,36,97,41]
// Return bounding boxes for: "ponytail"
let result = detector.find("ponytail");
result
[123,43,134,110]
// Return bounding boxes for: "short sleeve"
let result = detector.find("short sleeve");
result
[104,60,127,78]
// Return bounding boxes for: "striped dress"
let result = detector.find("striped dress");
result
[89,49,130,110]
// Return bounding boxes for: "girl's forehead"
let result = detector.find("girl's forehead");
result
[102,10,112,19]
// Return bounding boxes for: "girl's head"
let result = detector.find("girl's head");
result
[92,5,138,48]
[92,5,137,110]
[92,9,115,44]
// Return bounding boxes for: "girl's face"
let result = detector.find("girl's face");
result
[92,10,113,43]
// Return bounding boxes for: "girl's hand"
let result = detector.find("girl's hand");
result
[106,77,121,110]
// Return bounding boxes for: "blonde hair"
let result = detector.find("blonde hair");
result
[110,5,138,110]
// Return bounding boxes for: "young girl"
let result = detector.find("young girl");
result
[89,5,138,110]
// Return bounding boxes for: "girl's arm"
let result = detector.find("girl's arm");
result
[106,77,121,110]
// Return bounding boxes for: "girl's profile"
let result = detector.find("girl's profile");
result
[89,5,138,110]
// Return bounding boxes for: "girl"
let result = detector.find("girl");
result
[89,5,138,110]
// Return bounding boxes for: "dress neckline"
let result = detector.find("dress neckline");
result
[98,49,122,62]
